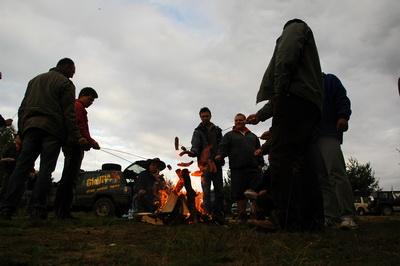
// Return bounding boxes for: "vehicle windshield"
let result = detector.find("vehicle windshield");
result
[125,163,146,175]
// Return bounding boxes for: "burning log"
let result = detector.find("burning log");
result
[173,169,196,220]
[159,192,179,213]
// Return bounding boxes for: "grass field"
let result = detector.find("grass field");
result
[1,213,400,265]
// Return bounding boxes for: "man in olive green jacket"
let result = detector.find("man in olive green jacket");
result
[247,19,324,231]
[0,58,87,220]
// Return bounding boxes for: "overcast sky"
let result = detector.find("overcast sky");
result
[1,0,399,190]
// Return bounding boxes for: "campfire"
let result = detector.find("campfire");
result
[136,137,212,225]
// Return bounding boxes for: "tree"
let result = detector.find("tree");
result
[0,126,17,189]
[0,126,16,159]
[346,157,379,195]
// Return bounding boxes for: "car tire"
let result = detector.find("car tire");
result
[356,208,365,216]
[94,197,115,217]
[102,163,122,171]
[382,206,393,216]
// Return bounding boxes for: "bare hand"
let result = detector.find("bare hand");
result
[246,114,259,125]
[78,137,89,146]
[337,118,349,132]
[214,155,223,161]
[15,135,22,152]
[92,141,100,150]
[254,149,263,156]
[259,131,272,140]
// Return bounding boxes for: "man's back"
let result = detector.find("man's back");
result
[18,69,77,142]
[320,73,352,143]
[257,19,323,111]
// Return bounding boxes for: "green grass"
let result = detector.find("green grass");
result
[1,213,400,265]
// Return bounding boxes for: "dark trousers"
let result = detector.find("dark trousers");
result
[0,128,61,214]
[230,168,261,200]
[201,167,224,216]
[0,159,16,202]
[135,194,157,212]
[54,145,84,217]
[269,95,324,231]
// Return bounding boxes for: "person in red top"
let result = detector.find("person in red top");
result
[54,87,99,219]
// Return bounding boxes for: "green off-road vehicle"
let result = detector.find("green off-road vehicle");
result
[71,162,146,217]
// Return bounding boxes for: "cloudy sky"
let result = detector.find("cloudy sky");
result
[1,0,399,190]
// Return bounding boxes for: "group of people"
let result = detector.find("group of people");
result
[0,18,357,231]
[0,58,100,220]
[180,19,357,231]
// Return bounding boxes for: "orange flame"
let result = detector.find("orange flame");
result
[191,170,203,177]
[156,168,209,218]
[158,189,170,210]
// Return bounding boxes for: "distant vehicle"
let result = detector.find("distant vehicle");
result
[354,196,371,216]
[14,161,147,217]
[368,191,400,216]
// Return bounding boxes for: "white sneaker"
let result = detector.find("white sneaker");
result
[244,189,258,200]
[339,217,358,230]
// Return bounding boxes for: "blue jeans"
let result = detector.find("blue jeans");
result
[0,128,61,215]
[201,167,224,215]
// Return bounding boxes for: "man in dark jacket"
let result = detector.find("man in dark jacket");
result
[247,19,324,231]
[216,113,264,222]
[133,158,166,212]
[0,58,87,220]
[316,73,357,229]
[54,87,100,219]
[187,107,224,222]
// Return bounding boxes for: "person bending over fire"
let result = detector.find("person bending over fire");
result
[133,158,166,213]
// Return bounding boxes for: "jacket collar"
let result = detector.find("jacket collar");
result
[196,122,216,131]
[232,126,250,135]
[76,99,87,112]
[49,67,63,75]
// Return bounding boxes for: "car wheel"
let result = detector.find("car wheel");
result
[102,163,122,171]
[94,197,115,217]
[382,206,393,216]
[356,208,365,216]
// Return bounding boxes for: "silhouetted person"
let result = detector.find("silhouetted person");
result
[133,158,166,212]
[187,107,224,223]
[0,58,87,220]
[247,19,324,231]
[216,113,264,223]
[54,87,100,219]
[315,73,357,229]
